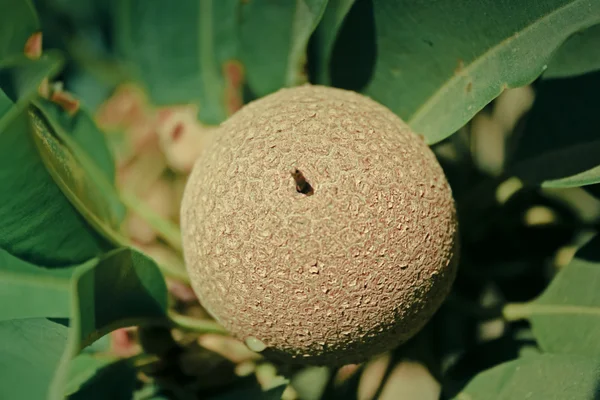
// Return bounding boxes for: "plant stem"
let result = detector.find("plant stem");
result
[502,302,531,321]
[169,312,229,335]
[121,190,183,252]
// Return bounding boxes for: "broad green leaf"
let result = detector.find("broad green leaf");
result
[0,106,108,266]
[0,319,69,400]
[331,0,600,143]
[544,24,600,79]
[30,104,127,246]
[113,0,239,124]
[66,354,118,396]
[35,98,117,186]
[0,53,63,131]
[0,248,168,400]
[0,52,102,266]
[442,333,540,398]
[312,0,355,85]
[0,249,74,320]
[66,354,137,399]
[0,53,63,102]
[503,235,600,357]
[508,71,600,188]
[34,98,126,222]
[454,354,600,400]
[239,0,329,96]
[0,0,39,60]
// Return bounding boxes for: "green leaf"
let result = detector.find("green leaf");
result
[0,249,74,320]
[0,248,168,400]
[240,0,329,96]
[36,98,117,186]
[0,106,109,265]
[0,53,63,102]
[312,0,355,85]
[113,0,239,124]
[329,0,600,143]
[544,24,600,79]
[0,0,39,60]
[508,71,600,188]
[66,354,138,399]
[503,235,600,357]
[455,354,600,400]
[0,53,63,131]
[0,318,69,400]
[0,52,102,266]
[29,105,127,247]
[65,354,119,396]
[34,98,126,222]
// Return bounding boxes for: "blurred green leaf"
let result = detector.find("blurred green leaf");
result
[312,0,355,85]
[0,249,73,320]
[0,318,69,400]
[0,105,108,265]
[0,247,168,400]
[34,98,126,222]
[291,366,330,400]
[0,53,63,104]
[0,0,39,60]
[544,24,600,79]
[503,235,600,357]
[113,0,239,124]
[508,71,600,188]
[326,0,600,143]
[65,354,119,395]
[443,334,539,398]
[240,0,328,96]
[36,98,116,184]
[0,52,106,266]
[454,354,600,399]
[30,105,127,247]
[66,354,138,399]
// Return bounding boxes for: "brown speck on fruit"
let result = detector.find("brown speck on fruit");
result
[466,82,473,93]
[291,168,314,196]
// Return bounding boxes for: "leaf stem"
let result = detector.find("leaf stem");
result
[121,190,183,252]
[169,312,229,335]
[503,302,531,321]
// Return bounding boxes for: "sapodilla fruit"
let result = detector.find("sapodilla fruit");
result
[181,85,458,365]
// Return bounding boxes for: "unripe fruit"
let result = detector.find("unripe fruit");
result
[181,85,458,365]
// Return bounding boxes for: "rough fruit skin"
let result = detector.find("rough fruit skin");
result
[181,85,458,365]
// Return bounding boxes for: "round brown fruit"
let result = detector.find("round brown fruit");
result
[181,85,458,365]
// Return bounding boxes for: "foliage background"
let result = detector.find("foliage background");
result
[1,0,600,398]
